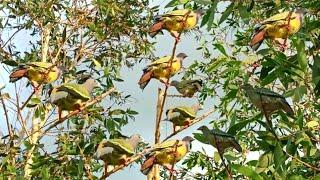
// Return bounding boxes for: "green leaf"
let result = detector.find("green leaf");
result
[274,143,285,173]
[41,167,50,179]
[218,3,234,24]
[213,43,227,56]
[232,164,263,180]
[78,159,84,177]
[312,55,320,96]
[256,151,273,173]
[238,4,250,23]
[26,97,41,108]
[165,0,178,8]
[207,58,226,73]
[261,68,281,86]
[2,60,18,66]
[228,119,254,135]
[193,0,212,5]
[293,38,307,72]
[205,4,218,30]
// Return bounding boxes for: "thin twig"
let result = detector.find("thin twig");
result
[169,140,179,180]
[285,151,320,172]
[151,10,191,180]
[1,27,23,48]
[0,91,12,138]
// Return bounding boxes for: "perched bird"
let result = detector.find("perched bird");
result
[165,104,201,132]
[9,62,64,88]
[197,126,242,154]
[171,79,203,97]
[138,53,187,90]
[140,136,194,175]
[50,78,98,120]
[149,9,204,40]
[94,134,142,172]
[241,84,294,119]
[249,9,306,51]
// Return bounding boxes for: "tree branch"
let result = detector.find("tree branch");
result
[150,10,191,180]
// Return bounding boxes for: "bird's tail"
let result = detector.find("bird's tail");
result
[140,156,155,175]
[249,30,265,51]
[231,140,242,153]
[138,71,152,90]
[9,67,27,83]
[282,100,295,118]
[148,21,164,38]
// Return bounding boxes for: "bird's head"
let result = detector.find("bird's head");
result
[55,65,67,78]
[182,136,194,150]
[240,84,253,91]
[170,80,179,87]
[295,8,308,15]
[182,136,194,143]
[195,9,205,17]
[197,125,209,132]
[130,134,143,142]
[83,78,100,93]
[176,53,188,60]
[192,103,203,112]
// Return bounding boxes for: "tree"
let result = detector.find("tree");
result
[0,0,320,179]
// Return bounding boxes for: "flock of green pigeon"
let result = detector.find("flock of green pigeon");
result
[8,7,306,178]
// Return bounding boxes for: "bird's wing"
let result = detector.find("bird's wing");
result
[152,140,182,151]
[50,90,69,103]
[261,11,292,24]
[28,62,53,69]
[174,106,196,118]
[149,56,177,67]
[162,9,194,18]
[59,83,90,100]
[255,87,286,99]
[108,139,134,155]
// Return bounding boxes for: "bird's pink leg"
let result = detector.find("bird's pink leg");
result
[159,79,171,88]
[170,31,180,42]
[163,164,177,174]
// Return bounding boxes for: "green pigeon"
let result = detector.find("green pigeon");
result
[165,104,201,132]
[94,134,142,169]
[138,53,188,90]
[197,126,242,154]
[149,9,204,40]
[140,136,194,175]
[49,78,98,119]
[170,79,203,97]
[250,9,306,51]
[9,62,64,88]
[241,84,294,119]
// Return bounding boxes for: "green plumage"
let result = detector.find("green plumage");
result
[242,84,294,118]
[95,134,141,166]
[171,79,202,97]
[50,79,97,111]
[197,126,242,154]
[166,104,199,128]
